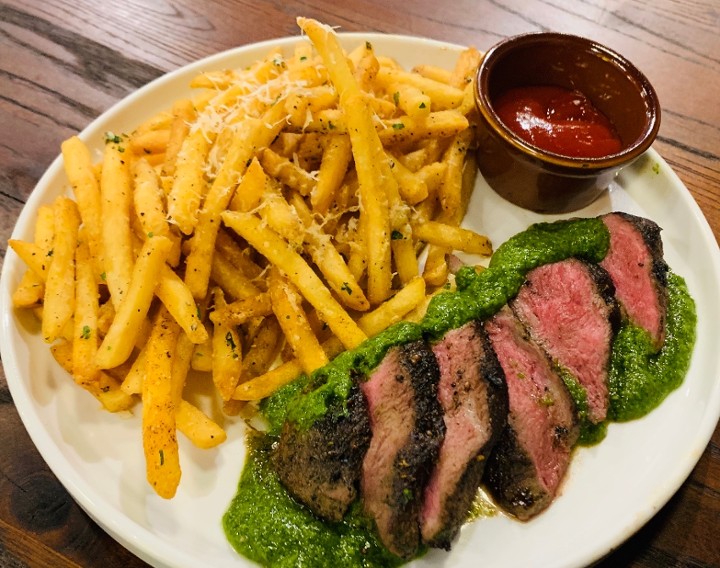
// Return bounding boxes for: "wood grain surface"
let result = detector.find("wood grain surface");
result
[1,1,718,567]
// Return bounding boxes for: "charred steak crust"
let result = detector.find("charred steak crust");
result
[361,340,445,559]
[510,258,620,424]
[272,383,371,522]
[421,321,508,550]
[484,307,580,521]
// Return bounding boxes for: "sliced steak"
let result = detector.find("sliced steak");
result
[600,212,669,350]
[361,340,445,559]
[484,306,579,521]
[272,383,371,522]
[511,258,619,423]
[421,321,508,549]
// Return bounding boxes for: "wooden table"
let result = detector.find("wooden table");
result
[1,1,718,566]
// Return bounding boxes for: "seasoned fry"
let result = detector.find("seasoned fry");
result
[42,196,81,343]
[101,138,135,307]
[211,288,243,400]
[176,400,227,449]
[413,221,492,256]
[96,235,172,369]
[268,267,328,374]
[61,136,105,278]
[143,307,182,499]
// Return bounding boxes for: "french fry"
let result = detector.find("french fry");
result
[42,196,81,343]
[8,240,49,283]
[375,66,466,109]
[228,157,267,212]
[167,128,213,235]
[96,235,172,369]
[211,288,243,401]
[143,307,182,499]
[101,138,135,307]
[162,99,197,178]
[133,157,181,265]
[72,238,100,388]
[312,133,352,214]
[156,265,208,344]
[413,221,492,256]
[210,291,273,327]
[61,136,105,278]
[176,400,227,449]
[268,267,328,374]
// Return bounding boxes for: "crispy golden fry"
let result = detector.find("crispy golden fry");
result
[101,139,135,307]
[143,307,182,499]
[260,147,317,197]
[268,267,328,374]
[176,400,227,449]
[222,210,367,349]
[376,66,465,109]
[156,265,209,344]
[8,240,49,283]
[133,157,181,265]
[61,136,105,278]
[312,133,352,214]
[167,128,213,235]
[72,238,100,387]
[211,292,273,327]
[211,288,243,400]
[130,129,170,156]
[96,235,172,369]
[162,99,197,179]
[228,157,267,212]
[43,196,81,343]
[413,221,492,256]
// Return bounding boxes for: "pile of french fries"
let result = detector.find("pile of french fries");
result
[8,17,491,498]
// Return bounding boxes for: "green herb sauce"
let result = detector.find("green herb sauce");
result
[223,434,406,568]
[223,217,697,567]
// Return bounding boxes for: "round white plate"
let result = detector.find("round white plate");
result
[2,33,720,568]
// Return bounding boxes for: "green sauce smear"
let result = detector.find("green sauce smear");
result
[222,217,697,567]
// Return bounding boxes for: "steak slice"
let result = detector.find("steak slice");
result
[484,306,579,521]
[421,321,508,550]
[600,212,669,350]
[272,383,371,522]
[361,340,445,559]
[511,258,619,423]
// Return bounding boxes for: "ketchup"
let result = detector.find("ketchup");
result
[493,85,623,158]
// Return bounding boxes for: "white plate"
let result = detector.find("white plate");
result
[2,33,720,568]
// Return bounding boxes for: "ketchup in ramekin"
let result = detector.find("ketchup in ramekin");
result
[493,86,623,159]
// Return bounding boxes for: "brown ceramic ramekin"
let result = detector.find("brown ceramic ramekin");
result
[474,32,660,213]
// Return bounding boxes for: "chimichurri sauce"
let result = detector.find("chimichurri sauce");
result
[223,433,406,568]
[223,217,697,567]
